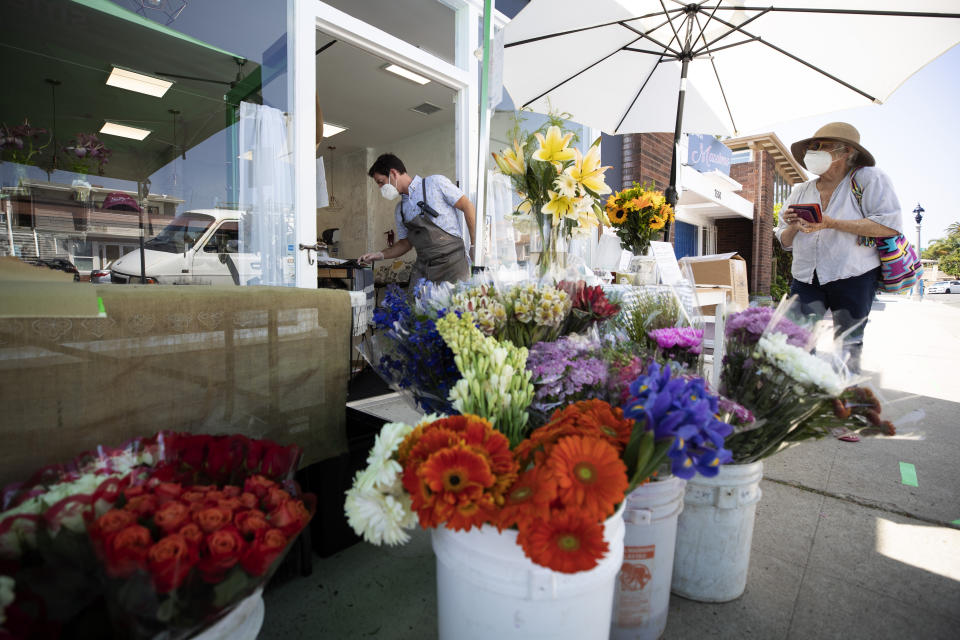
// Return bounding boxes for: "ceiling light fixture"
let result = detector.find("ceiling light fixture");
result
[100,122,152,140]
[323,122,347,138]
[382,63,430,85]
[106,66,173,98]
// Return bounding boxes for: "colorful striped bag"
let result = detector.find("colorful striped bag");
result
[852,170,923,293]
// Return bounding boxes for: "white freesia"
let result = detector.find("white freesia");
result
[0,575,14,627]
[756,333,844,395]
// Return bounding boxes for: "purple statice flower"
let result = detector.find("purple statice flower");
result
[648,327,704,355]
[623,362,734,479]
[725,306,810,347]
[527,335,608,411]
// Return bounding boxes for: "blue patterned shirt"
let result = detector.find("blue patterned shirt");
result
[395,175,465,240]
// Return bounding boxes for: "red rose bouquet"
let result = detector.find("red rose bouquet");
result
[88,474,314,639]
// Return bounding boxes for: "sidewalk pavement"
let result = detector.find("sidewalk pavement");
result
[261,294,960,640]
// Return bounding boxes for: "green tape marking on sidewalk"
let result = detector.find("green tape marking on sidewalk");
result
[97,297,106,317]
[899,462,918,487]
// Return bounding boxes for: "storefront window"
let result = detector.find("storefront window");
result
[1,0,297,286]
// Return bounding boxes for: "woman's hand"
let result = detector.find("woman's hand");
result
[797,214,833,233]
[782,206,805,228]
[358,251,384,265]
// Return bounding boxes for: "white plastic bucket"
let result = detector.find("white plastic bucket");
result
[192,587,264,640]
[610,476,685,640]
[432,504,625,640]
[671,461,764,602]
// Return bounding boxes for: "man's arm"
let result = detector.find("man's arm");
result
[359,238,412,265]
[454,195,477,261]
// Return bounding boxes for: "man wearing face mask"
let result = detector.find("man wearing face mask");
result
[775,122,903,374]
[358,153,476,284]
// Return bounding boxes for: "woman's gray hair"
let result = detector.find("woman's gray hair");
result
[843,146,861,168]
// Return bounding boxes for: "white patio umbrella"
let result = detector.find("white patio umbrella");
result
[503,0,960,207]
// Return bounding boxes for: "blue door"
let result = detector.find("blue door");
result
[674,221,698,259]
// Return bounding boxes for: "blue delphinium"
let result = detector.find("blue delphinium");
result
[623,362,733,480]
[370,281,459,414]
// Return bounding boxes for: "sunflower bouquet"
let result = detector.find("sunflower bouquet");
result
[492,114,612,274]
[605,183,674,256]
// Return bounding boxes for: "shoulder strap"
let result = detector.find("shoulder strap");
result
[849,168,864,211]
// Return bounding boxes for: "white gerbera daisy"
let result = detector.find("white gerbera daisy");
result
[344,486,413,546]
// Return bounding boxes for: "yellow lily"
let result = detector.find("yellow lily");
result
[554,171,579,199]
[572,198,600,235]
[542,190,577,224]
[499,139,526,175]
[568,146,612,195]
[533,126,576,168]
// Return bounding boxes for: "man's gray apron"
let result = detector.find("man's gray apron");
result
[405,198,469,284]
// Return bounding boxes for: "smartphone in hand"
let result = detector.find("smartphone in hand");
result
[792,203,822,224]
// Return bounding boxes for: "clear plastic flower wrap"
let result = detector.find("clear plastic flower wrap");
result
[718,295,865,462]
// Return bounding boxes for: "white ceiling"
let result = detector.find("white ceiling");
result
[315,31,456,153]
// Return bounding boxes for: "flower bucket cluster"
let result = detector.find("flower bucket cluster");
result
[492,114,612,273]
[605,182,675,256]
[362,277,621,415]
[0,119,49,167]
[348,405,631,574]
[0,432,312,639]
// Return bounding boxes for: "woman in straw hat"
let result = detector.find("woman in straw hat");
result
[775,122,903,375]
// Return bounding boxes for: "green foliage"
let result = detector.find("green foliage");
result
[617,290,684,349]
[922,221,960,276]
[770,202,793,299]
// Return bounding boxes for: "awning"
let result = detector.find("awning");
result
[1,0,262,183]
[676,165,754,221]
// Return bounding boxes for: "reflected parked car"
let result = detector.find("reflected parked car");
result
[20,257,81,281]
[927,280,960,294]
[90,264,113,283]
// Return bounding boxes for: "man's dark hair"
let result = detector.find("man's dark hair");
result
[368,153,406,178]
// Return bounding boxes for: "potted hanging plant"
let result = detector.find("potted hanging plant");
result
[0,119,49,193]
[492,114,612,277]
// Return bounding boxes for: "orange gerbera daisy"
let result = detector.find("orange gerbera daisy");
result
[518,511,609,573]
[496,467,557,531]
[420,444,493,504]
[546,436,627,521]
[403,426,461,470]
[567,399,634,448]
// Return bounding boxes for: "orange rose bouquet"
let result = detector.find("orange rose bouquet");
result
[345,401,630,574]
[88,474,314,639]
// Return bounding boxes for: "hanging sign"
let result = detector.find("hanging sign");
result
[687,134,732,175]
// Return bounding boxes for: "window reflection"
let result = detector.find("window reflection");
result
[1,0,294,285]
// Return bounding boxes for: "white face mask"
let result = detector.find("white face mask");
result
[380,174,399,200]
[803,150,836,175]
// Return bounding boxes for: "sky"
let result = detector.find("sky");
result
[749,44,960,250]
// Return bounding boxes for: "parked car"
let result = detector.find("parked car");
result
[927,280,960,294]
[90,262,113,283]
[110,209,260,285]
[20,257,81,281]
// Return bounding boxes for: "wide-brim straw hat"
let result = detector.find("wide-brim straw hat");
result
[791,122,876,169]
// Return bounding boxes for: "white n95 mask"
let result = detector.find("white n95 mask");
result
[803,150,834,175]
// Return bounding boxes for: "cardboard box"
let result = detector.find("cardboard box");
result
[680,253,749,312]
[694,285,733,316]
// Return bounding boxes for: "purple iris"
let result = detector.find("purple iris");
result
[624,362,733,479]
[725,306,810,347]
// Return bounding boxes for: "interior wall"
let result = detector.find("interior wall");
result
[366,123,457,262]
[316,148,368,259]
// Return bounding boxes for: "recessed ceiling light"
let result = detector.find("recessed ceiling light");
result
[323,122,347,138]
[100,122,152,140]
[106,66,172,98]
[382,63,430,85]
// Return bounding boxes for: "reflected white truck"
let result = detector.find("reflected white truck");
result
[110,210,260,285]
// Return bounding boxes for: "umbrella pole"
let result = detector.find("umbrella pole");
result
[664,56,689,240]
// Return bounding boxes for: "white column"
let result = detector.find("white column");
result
[290,0,317,288]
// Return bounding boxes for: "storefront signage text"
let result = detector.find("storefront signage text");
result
[688,134,732,176]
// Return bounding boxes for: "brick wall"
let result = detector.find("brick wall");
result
[622,133,673,190]
[723,148,776,294]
